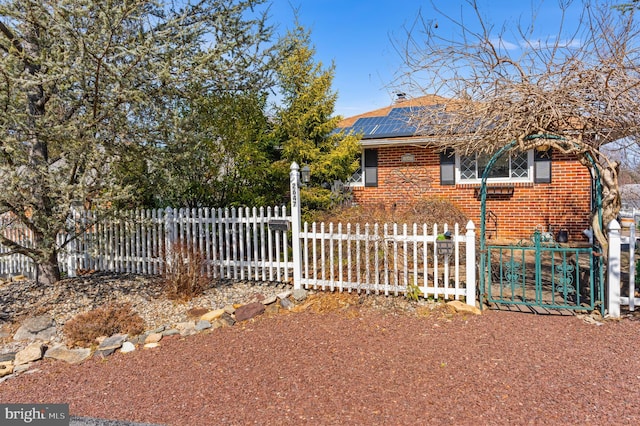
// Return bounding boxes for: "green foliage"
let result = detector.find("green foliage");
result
[405,283,422,302]
[63,303,146,348]
[155,91,281,208]
[0,0,276,282]
[272,22,360,205]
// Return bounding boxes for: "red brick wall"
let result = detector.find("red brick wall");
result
[351,146,592,242]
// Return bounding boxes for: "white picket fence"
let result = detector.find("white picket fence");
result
[0,163,478,306]
[299,221,476,301]
[66,206,294,281]
[607,217,640,317]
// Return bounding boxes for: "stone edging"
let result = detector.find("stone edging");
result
[0,288,311,382]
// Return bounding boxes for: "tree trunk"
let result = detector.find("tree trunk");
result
[36,252,61,285]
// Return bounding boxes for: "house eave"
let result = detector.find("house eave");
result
[360,136,436,148]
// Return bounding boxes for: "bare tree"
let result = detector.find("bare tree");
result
[394,0,640,252]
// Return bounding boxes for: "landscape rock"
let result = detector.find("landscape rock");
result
[44,344,91,364]
[0,352,15,363]
[213,313,235,328]
[13,363,33,374]
[223,305,236,315]
[120,342,136,353]
[446,300,482,315]
[175,321,196,336]
[262,295,277,305]
[144,333,163,344]
[292,289,308,302]
[200,308,225,322]
[95,333,128,357]
[14,342,45,366]
[13,315,57,341]
[195,320,211,331]
[280,298,294,310]
[162,329,180,337]
[234,302,265,322]
[277,291,292,300]
[143,342,160,349]
[0,361,13,377]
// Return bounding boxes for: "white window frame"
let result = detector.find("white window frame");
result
[455,150,534,184]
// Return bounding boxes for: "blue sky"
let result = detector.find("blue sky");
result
[266,0,587,118]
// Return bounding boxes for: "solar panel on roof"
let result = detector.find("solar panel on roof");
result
[335,104,450,139]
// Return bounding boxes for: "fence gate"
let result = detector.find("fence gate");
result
[478,138,604,314]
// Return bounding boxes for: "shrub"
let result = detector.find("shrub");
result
[313,197,469,229]
[162,242,210,301]
[64,303,145,347]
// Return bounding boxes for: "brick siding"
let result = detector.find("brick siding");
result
[351,146,592,242]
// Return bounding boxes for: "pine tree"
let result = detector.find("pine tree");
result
[273,23,360,211]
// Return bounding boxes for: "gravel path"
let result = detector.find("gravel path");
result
[2,299,640,425]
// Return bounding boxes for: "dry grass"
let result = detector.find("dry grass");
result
[63,303,146,348]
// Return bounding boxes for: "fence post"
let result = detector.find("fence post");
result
[607,219,621,318]
[65,207,78,278]
[164,207,174,273]
[465,221,476,306]
[290,162,302,290]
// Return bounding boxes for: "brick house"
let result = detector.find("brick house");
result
[338,95,593,242]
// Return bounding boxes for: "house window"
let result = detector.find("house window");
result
[440,148,455,185]
[364,149,378,187]
[348,148,378,187]
[534,148,552,183]
[457,150,533,183]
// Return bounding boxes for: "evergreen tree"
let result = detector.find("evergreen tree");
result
[272,23,360,212]
[0,0,274,283]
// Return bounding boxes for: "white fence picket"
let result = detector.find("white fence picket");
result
[0,201,477,306]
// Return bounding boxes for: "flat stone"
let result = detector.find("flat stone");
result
[16,315,54,333]
[120,342,136,353]
[13,363,33,374]
[262,295,277,305]
[200,309,225,322]
[0,352,15,363]
[175,322,196,336]
[446,300,482,315]
[234,302,265,322]
[280,298,294,310]
[14,342,44,366]
[144,333,163,344]
[277,291,292,300]
[162,329,180,337]
[223,305,236,315]
[44,345,91,364]
[97,333,128,351]
[216,313,236,328]
[95,348,117,358]
[13,315,57,341]
[143,342,160,349]
[0,360,13,377]
[195,320,211,331]
[292,289,308,302]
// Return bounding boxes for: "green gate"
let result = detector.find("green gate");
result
[479,136,604,313]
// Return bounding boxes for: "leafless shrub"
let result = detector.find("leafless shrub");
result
[162,242,210,301]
